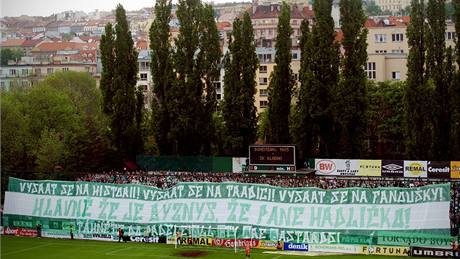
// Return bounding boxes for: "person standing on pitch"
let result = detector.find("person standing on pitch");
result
[118,228,123,242]
[245,243,251,259]
[70,225,74,240]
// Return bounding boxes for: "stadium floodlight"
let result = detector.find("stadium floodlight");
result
[173,225,238,253]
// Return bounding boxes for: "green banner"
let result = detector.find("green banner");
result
[3,177,452,247]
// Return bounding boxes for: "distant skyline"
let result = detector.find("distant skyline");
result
[1,0,249,17]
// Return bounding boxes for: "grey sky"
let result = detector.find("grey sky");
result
[1,0,247,17]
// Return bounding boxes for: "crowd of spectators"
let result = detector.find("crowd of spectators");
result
[76,170,449,189]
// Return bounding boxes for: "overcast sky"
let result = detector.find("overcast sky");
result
[1,0,247,17]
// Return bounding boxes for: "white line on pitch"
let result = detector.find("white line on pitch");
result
[3,243,52,256]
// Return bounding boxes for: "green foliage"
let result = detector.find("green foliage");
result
[335,0,368,158]
[300,0,340,157]
[0,48,23,65]
[405,0,433,159]
[366,81,406,158]
[1,72,113,178]
[222,12,258,156]
[149,0,174,155]
[292,18,313,159]
[100,4,143,159]
[267,2,294,144]
[364,1,385,16]
[170,0,221,155]
[451,0,460,159]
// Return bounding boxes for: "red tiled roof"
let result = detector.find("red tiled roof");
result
[302,6,315,19]
[365,16,410,28]
[335,30,343,43]
[136,40,148,50]
[22,39,42,48]
[217,21,232,30]
[0,39,25,47]
[33,41,97,52]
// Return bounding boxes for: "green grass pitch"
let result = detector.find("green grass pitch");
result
[1,236,436,259]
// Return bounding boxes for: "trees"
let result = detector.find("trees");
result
[303,0,340,157]
[335,0,368,158]
[100,4,143,159]
[222,12,258,156]
[150,0,174,155]
[0,48,23,65]
[1,72,113,177]
[426,0,449,160]
[451,0,460,159]
[366,81,406,158]
[170,0,221,155]
[406,0,434,159]
[267,2,294,144]
[293,18,313,158]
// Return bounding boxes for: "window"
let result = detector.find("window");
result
[216,93,221,100]
[0,69,2,75]
[391,49,404,53]
[269,29,273,35]
[47,68,54,74]
[259,89,268,97]
[10,69,17,76]
[140,73,148,81]
[293,73,298,81]
[140,61,150,70]
[259,77,268,85]
[392,71,401,80]
[258,54,272,63]
[85,66,90,72]
[21,69,28,76]
[365,62,376,79]
[35,68,41,76]
[140,85,148,91]
[391,33,404,42]
[446,31,456,40]
[375,50,387,54]
[259,100,268,108]
[292,53,299,60]
[259,65,267,73]
[374,34,386,43]
[62,67,69,71]
[213,82,221,90]
[0,81,5,87]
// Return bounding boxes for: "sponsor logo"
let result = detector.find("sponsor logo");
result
[129,236,159,243]
[404,161,427,178]
[212,238,259,248]
[3,227,37,237]
[411,246,459,257]
[405,163,426,176]
[180,237,212,246]
[257,240,278,250]
[309,244,361,254]
[383,163,403,171]
[283,242,309,251]
[361,245,410,256]
[427,161,450,178]
[451,161,460,179]
[316,160,336,174]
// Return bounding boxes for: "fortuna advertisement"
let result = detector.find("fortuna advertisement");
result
[361,245,410,256]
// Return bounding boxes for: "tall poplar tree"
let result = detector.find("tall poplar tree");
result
[335,0,368,158]
[451,0,460,159]
[150,0,174,154]
[406,0,433,159]
[222,12,258,156]
[100,23,115,115]
[100,5,142,159]
[199,4,222,155]
[426,0,449,160]
[306,0,340,157]
[294,18,314,158]
[267,2,294,144]
[170,0,221,155]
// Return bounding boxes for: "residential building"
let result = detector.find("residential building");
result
[365,16,456,81]
[137,50,153,109]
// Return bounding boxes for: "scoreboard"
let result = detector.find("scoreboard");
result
[248,145,296,172]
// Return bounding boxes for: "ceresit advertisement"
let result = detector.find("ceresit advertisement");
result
[404,161,427,178]
[358,160,381,176]
[451,161,460,179]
